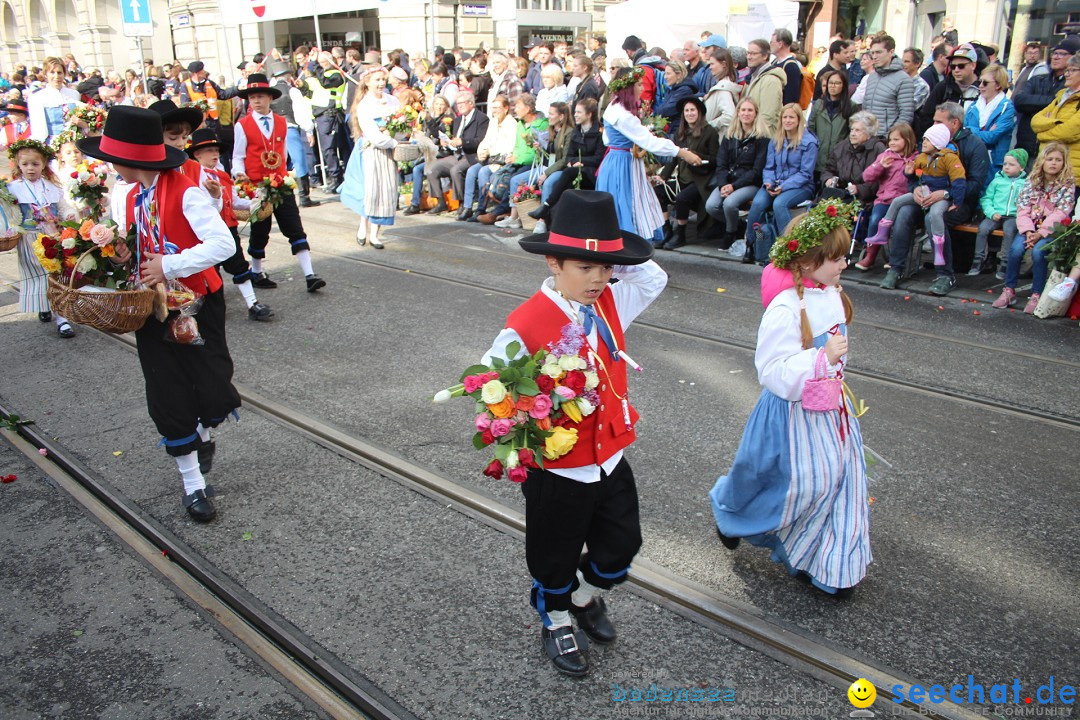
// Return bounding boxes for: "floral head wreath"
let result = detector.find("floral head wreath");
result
[607,66,645,94]
[50,126,83,153]
[769,200,860,267]
[7,138,55,162]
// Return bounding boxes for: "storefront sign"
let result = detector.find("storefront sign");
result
[463,4,489,16]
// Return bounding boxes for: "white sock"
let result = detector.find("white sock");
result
[236,279,257,308]
[571,573,602,608]
[251,258,263,274]
[55,314,69,327]
[176,451,205,495]
[296,249,314,276]
[546,610,572,629]
[195,423,211,443]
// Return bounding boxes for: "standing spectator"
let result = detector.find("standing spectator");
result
[303,52,347,192]
[965,64,1015,176]
[769,28,803,106]
[1013,36,1079,163]
[814,39,855,100]
[568,53,603,116]
[861,35,913,136]
[809,69,853,175]
[936,18,959,48]
[902,48,930,110]
[427,92,488,218]
[744,38,786,134]
[27,57,79,143]
[525,43,555,95]
[916,43,983,137]
[698,34,727,64]
[430,63,460,108]
[621,35,666,110]
[552,41,569,69]
[702,48,741,135]
[705,97,771,251]
[535,64,569,116]
[919,43,951,92]
[1030,52,1080,182]
[683,40,714,95]
[268,62,319,207]
[589,35,607,62]
[851,51,875,104]
[1012,42,1048,95]
[467,54,492,109]
[489,52,523,106]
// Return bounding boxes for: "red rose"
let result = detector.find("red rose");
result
[826,205,838,217]
[518,448,540,469]
[562,370,586,394]
[44,247,58,259]
[40,237,56,248]
[482,459,503,480]
[536,375,555,393]
[1,474,15,483]
[1063,218,1073,226]
[62,247,76,257]
[70,171,78,178]
[481,429,495,445]
[787,240,799,252]
[508,466,528,483]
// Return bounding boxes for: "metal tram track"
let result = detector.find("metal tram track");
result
[0,403,418,720]
[309,242,1080,431]
[76,332,983,720]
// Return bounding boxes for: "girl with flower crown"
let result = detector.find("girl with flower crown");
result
[708,202,871,597]
[5,139,77,337]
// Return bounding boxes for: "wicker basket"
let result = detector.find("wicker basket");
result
[235,203,273,223]
[0,231,18,252]
[46,252,156,333]
[394,143,422,163]
[517,198,541,232]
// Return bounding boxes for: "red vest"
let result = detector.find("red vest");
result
[507,289,639,468]
[210,167,237,227]
[125,170,223,296]
[239,113,287,183]
[3,122,30,145]
[178,159,203,185]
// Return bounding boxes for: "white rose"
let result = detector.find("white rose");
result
[61,236,76,249]
[577,397,596,416]
[557,354,580,372]
[77,171,90,182]
[480,379,508,404]
[75,254,97,273]
[584,371,599,390]
[505,451,520,469]
[542,362,563,378]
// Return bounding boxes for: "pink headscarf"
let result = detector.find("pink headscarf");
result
[760,263,821,308]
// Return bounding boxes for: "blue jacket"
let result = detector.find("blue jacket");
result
[688,61,713,96]
[655,79,699,136]
[964,99,1016,175]
[763,131,819,190]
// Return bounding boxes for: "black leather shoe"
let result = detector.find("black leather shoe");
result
[527,203,548,220]
[571,597,616,644]
[57,321,75,338]
[402,205,421,216]
[198,441,215,475]
[299,195,321,208]
[426,203,448,215]
[456,208,473,221]
[38,311,52,322]
[541,626,589,677]
[183,486,217,522]
[252,272,277,289]
[741,242,754,264]
[248,302,274,321]
[305,274,326,292]
[716,527,740,550]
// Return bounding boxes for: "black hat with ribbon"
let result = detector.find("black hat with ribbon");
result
[186,127,221,156]
[237,73,282,99]
[3,98,28,115]
[518,190,654,265]
[148,98,204,132]
[77,105,187,170]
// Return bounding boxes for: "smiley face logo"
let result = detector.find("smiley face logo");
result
[848,678,876,708]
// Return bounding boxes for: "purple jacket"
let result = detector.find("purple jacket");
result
[863,149,916,205]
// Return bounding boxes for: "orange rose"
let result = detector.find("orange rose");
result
[99,244,114,258]
[78,219,95,240]
[515,395,536,412]
[535,416,552,431]
[60,227,77,240]
[487,396,517,419]
[63,255,77,268]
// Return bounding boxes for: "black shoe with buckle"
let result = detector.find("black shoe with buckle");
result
[570,596,616,644]
[38,311,52,322]
[183,486,217,522]
[198,441,215,475]
[247,302,274,321]
[251,272,277,289]
[305,274,326,292]
[541,626,589,677]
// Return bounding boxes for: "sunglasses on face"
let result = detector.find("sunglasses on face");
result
[978,79,994,86]
[950,62,970,70]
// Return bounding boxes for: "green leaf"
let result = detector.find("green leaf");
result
[500,367,521,384]
[494,444,511,462]
[516,377,540,396]
[241,531,253,541]
[460,364,490,381]
[491,356,505,369]
[72,629,83,637]
[505,340,521,359]
[472,432,487,450]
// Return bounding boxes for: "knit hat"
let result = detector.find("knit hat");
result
[924,123,951,150]
[1005,148,1029,168]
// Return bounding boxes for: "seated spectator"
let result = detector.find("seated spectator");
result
[496,101,572,229]
[993,143,1075,313]
[1030,51,1080,182]
[820,110,884,205]
[745,102,818,263]
[403,95,454,215]
[865,123,966,270]
[422,91,488,220]
[655,60,698,136]
[535,64,569,116]
[652,97,720,249]
[705,97,771,252]
[856,122,918,271]
[528,97,605,228]
[476,93,548,224]
[973,149,1027,277]
[809,69,853,176]
[965,63,1015,176]
[702,48,741,135]
[744,39,786,133]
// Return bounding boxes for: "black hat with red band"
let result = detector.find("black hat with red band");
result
[518,190,654,265]
[148,98,204,133]
[237,73,281,100]
[3,99,28,115]
[77,105,187,170]
[186,127,221,156]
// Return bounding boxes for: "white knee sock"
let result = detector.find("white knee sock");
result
[55,314,69,327]
[571,572,602,608]
[296,249,314,276]
[236,280,257,308]
[546,610,572,630]
[195,423,211,443]
[251,258,263,274]
[176,451,205,495]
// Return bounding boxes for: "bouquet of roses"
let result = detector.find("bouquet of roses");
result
[34,218,132,288]
[64,104,107,135]
[185,99,211,116]
[384,105,421,138]
[235,172,296,222]
[1043,217,1080,273]
[433,323,602,482]
[62,160,111,222]
[511,184,540,205]
[634,113,671,165]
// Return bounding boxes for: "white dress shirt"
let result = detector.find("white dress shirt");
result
[231,111,284,177]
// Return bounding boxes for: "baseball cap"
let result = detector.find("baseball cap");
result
[949,43,978,64]
[698,34,727,49]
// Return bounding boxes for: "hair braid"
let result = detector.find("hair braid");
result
[790,265,815,350]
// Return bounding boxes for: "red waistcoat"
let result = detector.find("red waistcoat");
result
[239,113,287,183]
[3,123,30,145]
[209,167,238,227]
[178,159,203,185]
[507,289,639,469]
[125,169,223,296]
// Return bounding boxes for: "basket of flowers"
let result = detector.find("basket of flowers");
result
[0,179,19,251]
[385,105,423,162]
[512,184,542,232]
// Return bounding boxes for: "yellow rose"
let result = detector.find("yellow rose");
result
[561,398,582,423]
[480,379,507,404]
[39,256,61,273]
[542,426,578,460]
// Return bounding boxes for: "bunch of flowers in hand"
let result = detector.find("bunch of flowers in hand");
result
[1043,217,1080,273]
[64,104,106,134]
[236,173,297,220]
[433,323,601,482]
[62,160,111,222]
[185,99,211,116]
[441,116,454,136]
[33,218,132,288]
[384,104,422,138]
[633,113,671,165]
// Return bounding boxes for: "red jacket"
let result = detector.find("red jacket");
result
[239,113,287,183]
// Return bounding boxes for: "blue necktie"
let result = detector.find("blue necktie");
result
[580,304,621,362]
[261,116,270,133]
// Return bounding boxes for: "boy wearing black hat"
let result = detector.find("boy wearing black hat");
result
[0,99,31,154]
[482,189,667,677]
[232,73,326,292]
[79,106,241,522]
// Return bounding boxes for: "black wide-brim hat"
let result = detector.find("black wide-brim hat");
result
[519,190,654,265]
[77,105,187,170]
[186,127,221,156]
[3,99,28,114]
[148,98,204,132]
[676,95,707,118]
[237,73,282,100]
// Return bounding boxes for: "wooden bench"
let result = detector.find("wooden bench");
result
[948,223,1005,273]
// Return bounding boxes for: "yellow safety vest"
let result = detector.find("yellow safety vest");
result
[306,70,344,110]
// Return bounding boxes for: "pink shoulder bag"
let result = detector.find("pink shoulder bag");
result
[801,350,842,412]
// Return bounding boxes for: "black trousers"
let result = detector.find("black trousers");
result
[654,180,702,221]
[546,166,596,210]
[427,154,476,205]
[522,458,642,622]
[221,226,253,283]
[247,192,309,259]
[135,288,241,457]
[314,110,345,179]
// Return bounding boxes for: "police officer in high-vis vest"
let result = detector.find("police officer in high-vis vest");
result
[302,51,347,192]
[182,61,238,173]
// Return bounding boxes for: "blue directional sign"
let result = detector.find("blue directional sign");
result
[120,0,153,37]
